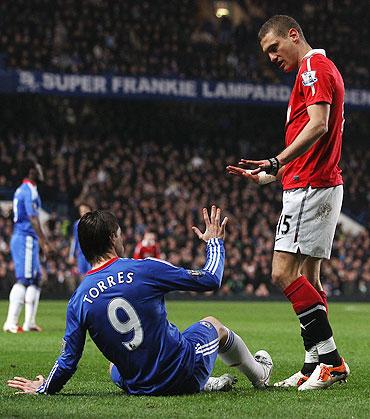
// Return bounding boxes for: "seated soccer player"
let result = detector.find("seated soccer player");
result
[7,206,273,396]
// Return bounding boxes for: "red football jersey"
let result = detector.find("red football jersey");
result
[282,49,344,190]
[133,242,160,259]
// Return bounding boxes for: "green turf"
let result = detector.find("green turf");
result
[1,300,369,418]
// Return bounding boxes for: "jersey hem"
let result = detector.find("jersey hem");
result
[282,181,343,190]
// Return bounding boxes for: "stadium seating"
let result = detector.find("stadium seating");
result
[0,0,369,86]
[0,96,368,298]
[0,1,369,298]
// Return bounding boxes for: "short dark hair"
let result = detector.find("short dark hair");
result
[78,202,93,211]
[20,158,38,180]
[78,210,120,264]
[258,15,305,41]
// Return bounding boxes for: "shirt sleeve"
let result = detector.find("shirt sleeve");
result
[36,300,86,395]
[70,222,78,258]
[154,244,161,259]
[69,237,76,259]
[144,238,225,292]
[133,243,142,259]
[301,56,335,107]
[24,187,38,218]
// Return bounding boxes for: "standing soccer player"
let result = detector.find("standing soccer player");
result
[7,207,273,395]
[69,203,92,276]
[227,15,349,390]
[3,159,49,333]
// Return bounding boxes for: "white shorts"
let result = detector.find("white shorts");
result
[274,185,343,259]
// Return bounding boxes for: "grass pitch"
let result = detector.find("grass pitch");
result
[0,300,369,418]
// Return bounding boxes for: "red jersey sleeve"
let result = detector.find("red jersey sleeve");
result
[301,56,335,107]
[133,243,142,259]
[154,244,161,258]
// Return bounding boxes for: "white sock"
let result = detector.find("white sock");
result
[5,283,26,327]
[305,346,319,364]
[219,330,265,385]
[23,285,40,330]
[316,337,337,356]
[30,287,41,327]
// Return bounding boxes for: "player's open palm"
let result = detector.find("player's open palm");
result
[226,165,260,183]
[7,375,45,394]
[192,206,228,242]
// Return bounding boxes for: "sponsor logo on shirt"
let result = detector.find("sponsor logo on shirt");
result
[302,70,317,87]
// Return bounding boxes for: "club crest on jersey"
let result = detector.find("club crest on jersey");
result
[302,70,317,87]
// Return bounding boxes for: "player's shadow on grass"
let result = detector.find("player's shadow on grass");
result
[60,386,280,398]
[60,391,125,397]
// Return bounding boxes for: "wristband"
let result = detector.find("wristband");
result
[266,157,281,176]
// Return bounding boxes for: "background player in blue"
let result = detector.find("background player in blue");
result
[3,159,50,333]
[7,206,273,395]
[69,203,92,276]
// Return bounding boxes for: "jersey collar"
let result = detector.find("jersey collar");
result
[302,49,326,60]
[23,178,36,186]
[86,257,119,275]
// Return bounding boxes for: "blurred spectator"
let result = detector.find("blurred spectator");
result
[0,1,369,87]
[0,1,369,298]
[68,203,93,278]
[0,96,368,298]
[133,231,161,260]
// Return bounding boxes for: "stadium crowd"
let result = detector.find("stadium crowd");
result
[0,97,369,298]
[1,0,369,87]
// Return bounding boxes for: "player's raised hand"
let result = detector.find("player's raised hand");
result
[226,165,260,184]
[192,206,228,242]
[239,157,281,176]
[239,159,270,175]
[7,375,45,394]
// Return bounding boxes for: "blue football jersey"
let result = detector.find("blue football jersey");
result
[70,220,91,274]
[13,180,41,238]
[37,238,225,395]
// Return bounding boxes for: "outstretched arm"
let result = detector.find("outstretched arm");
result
[276,103,330,165]
[226,165,284,184]
[146,206,228,292]
[238,103,330,175]
[7,302,86,395]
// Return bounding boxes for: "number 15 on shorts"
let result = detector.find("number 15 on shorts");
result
[276,214,293,236]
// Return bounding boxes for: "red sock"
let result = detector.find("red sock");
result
[318,290,328,315]
[283,275,324,314]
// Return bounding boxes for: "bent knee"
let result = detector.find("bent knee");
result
[271,267,298,289]
[201,316,228,342]
[202,316,220,325]
[271,268,285,286]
